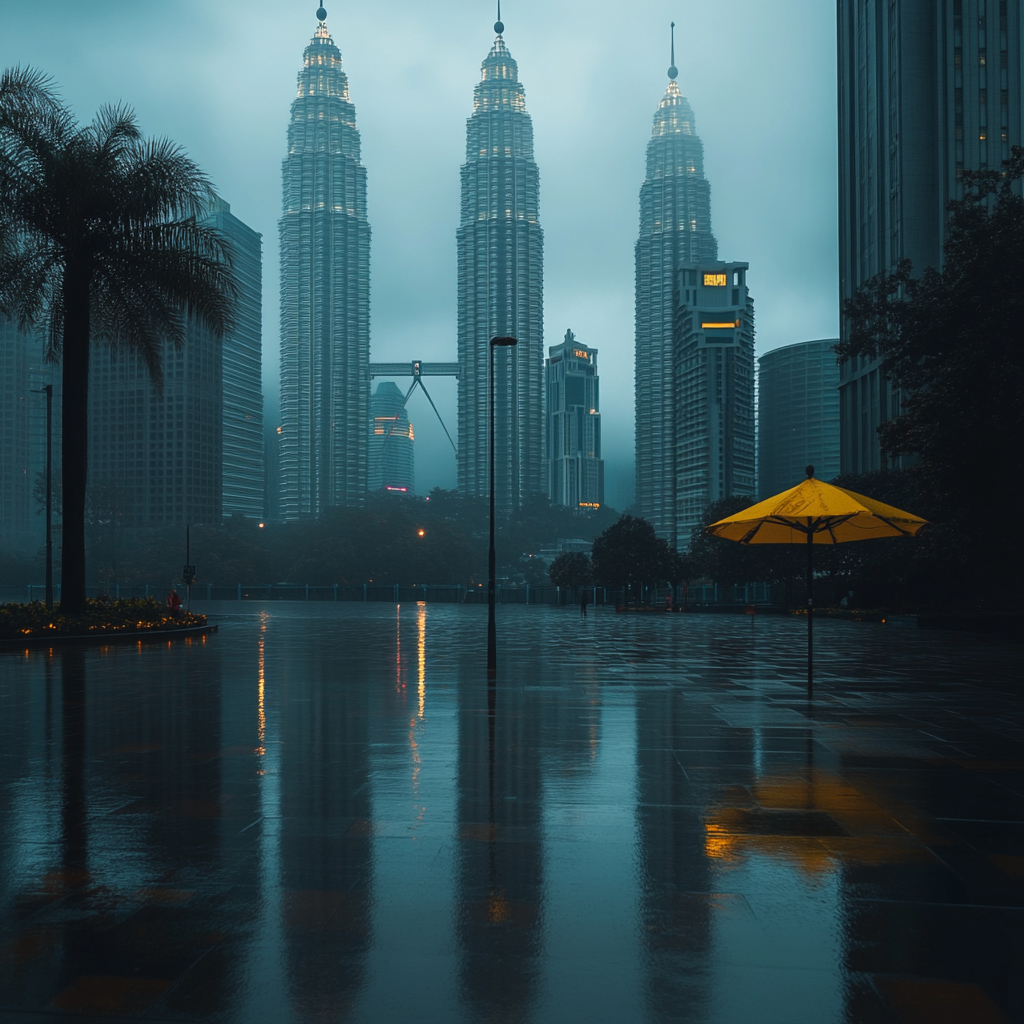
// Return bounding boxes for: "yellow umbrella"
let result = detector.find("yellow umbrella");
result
[706,466,927,693]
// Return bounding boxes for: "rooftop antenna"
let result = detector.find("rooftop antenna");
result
[668,21,678,80]
[495,0,504,34]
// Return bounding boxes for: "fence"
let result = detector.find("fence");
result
[7,581,779,608]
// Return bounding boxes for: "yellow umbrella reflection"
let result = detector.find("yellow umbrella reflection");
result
[706,465,927,694]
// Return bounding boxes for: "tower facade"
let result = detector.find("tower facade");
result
[279,6,370,519]
[0,319,34,541]
[758,339,840,499]
[368,382,415,494]
[207,197,264,520]
[673,262,755,549]
[635,33,719,542]
[456,15,544,510]
[545,330,604,508]
[837,0,1022,474]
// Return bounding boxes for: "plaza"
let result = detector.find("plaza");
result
[1,605,1021,1023]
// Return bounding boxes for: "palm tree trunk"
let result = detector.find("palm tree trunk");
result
[60,265,90,614]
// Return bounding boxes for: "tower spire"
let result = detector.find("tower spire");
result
[495,0,504,35]
[668,21,678,80]
[316,4,327,22]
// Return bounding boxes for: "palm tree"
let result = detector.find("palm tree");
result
[0,68,235,612]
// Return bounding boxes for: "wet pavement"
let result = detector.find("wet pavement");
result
[1,604,1022,1024]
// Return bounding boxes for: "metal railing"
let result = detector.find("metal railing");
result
[5,581,779,607]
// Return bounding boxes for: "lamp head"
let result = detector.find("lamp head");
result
[491,335,518,347]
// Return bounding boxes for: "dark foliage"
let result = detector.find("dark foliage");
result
[548,552,593,589]
[0,68,235,612]
[837,147,1024,586]
[591,515,677,601]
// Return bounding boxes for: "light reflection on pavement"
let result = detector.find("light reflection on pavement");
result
[0,603,1021,1023]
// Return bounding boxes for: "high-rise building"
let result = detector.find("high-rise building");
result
[368,382,415,494]
[635,34,719,542]
[279,5,370,518]
[673,262,756,549]
[758,339,840,499]
[456,13,544,510]
[0,319,33,541]
[205,197,263,519]
[837,0,1022,474]
[88,321,222,526]
[545,330,604,508]
[85,199,260,528]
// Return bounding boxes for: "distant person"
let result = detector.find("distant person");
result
[166,589,182,616]
[580,592,587,618]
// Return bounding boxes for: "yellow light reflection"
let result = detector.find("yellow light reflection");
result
[417,604,426,719]
[255,612,267,760]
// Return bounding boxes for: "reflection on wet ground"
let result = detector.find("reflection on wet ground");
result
[1,604,1021,1023]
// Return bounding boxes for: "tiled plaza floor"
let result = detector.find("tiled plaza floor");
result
[1,604,1021,1023]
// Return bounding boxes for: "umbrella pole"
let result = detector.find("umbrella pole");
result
[806,523,813,696]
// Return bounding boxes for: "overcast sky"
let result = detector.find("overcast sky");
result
[1,0,838,507]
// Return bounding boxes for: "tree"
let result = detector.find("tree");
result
[837,147,1024,581]
[0,68,235,611]
[591,515,675,604]
[548,551,592,589]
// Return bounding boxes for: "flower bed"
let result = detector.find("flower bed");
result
[0,598,207,642]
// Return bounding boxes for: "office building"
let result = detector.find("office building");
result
[758,339,840,498]
[635,39,719,542]
[545,330,604,508]
[673,261,756,549]
[279,5,370,517]
[0,319,33,541]
[88,322,222,526]
[837,0,1023,473]
[205,197,263,519]
[456,13,544,510]
[368,382,415,494]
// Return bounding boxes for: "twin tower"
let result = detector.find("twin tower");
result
[278,8,736,537]
[277,7,540,517]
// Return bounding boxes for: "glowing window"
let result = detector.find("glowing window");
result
[703,273,727,287]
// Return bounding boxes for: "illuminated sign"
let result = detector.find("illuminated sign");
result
[578,501,601,508]
[572,349,589,360]
[703,273,727,287]
[701,319,740,329]
[385,486,408,492]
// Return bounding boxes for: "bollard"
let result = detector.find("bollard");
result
[305,583,309,601]
[363,583,368,602]
[334,583,338,601]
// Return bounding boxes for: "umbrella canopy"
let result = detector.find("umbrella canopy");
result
[707,470,928,544]
[705,466,927,696]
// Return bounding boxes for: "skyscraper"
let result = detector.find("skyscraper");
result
[88,316,222,526]
[673,262,755,548]
[758,339,840,499]
[837,1,1022,474]
[205,197,264,520]
[279,5,370,519]
[635,28,719,543]
[84,199,260,528]
[368,382,415,494]
[0,319,33,540]
[457,12,543,510]
[545,330,604,508]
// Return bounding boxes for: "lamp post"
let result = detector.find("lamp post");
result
[488,335,518,679]
[32,384,54,609]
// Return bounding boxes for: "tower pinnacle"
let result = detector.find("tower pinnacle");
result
[494,0,503,35]
[316,5,327,22]
[668,21,678,80]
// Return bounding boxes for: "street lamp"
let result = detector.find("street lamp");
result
[32,384,54,609]
[488,335,517,679]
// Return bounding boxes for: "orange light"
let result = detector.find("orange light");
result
[417,529,425,537]
[258,522,265,528]
[702,320,740,329]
